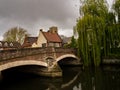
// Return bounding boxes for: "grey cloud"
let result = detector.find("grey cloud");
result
[0,0,79,38]
[0,0,74,21]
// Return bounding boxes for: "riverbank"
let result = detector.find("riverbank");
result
[103,58,120,65]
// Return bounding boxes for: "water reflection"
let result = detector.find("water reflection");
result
[1,66,120,90]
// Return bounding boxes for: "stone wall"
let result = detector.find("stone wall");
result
[0,47,80,77]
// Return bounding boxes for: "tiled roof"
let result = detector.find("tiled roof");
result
[22,37,38,47]
[26,37,38,43]
[42,32,62,43]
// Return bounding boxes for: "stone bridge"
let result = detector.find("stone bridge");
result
[0,47,80,78]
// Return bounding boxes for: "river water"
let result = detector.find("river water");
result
[0,65,120,90]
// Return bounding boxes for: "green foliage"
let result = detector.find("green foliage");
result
[112,0,120,23]
[63,43,71,48]
[63,36,77,48]
[80,0,108,17]
[76,15,105,66]
[70,36,77,48]
[75,0,120,67]
[75,0,109,67]
[3,27,30,44]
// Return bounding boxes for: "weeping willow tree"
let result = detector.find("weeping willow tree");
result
[113,0,120,24]
[104,0,120,56]
[77,15,106,66]
[75,0,120,67]
[75,0,108,66]
[111,0,120,49]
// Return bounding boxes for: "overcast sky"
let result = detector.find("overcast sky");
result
[0,0,113,40]
[0,0,80,40]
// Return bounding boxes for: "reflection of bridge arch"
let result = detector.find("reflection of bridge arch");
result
[56,54,79,62]
[0,60,47,71]
[61,72,80,89]
[45,72,81,90]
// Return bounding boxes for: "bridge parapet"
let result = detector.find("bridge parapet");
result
[0,47,77,60]
[0,48,51,61]
[55,48,77,54]
[54,48,77,58]
[0,48,39,65]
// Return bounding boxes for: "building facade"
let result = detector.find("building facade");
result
[33,26,62,47]
[22,26,63,48]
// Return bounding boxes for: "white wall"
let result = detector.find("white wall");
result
[35,31,47,47]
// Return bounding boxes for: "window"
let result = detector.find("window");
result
[42,43,46,47]
[55,43,60,47]
[48,43,54,47]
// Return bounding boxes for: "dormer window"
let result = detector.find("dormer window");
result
[4,42,8,47]
[10,43,13,47]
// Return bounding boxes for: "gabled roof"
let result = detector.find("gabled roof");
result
[22,37,38,47]
[26,37,38,43]
[42,32,62,43]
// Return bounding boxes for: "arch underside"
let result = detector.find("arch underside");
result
[0,60,47,71]
[0,54,80,71]
[56,54,79,62]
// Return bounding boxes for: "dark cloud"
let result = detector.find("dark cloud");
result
[0,0,79,39]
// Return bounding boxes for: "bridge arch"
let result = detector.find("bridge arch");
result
[56,54,79,62]
[0,60,47,71]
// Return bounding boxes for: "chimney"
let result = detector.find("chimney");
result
[49,26,58,33]
[40,29,43,32]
